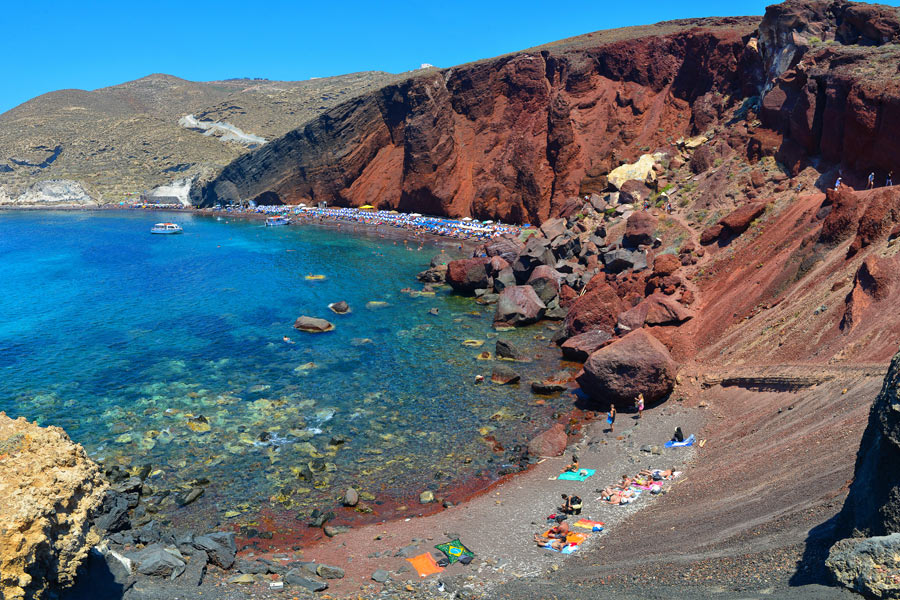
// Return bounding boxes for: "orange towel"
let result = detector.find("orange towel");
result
[542,530,589,545]
[407,552,444,577]
[573,519,605,530]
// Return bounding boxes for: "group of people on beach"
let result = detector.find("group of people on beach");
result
[217,204,524,241]
[597,468,678,506]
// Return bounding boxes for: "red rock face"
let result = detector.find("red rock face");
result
[527,423,567,458]
[564,282,624,337]
[841,255,900,331]
[446,258,490,294]
[194,26,761,223]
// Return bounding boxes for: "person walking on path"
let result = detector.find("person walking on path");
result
[635,393,645,419]
[607,404,617,433]
[888,172,894,187]
[834,176,842,191]
[868,172,875,189]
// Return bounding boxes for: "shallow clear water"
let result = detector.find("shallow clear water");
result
[0,211,567,523]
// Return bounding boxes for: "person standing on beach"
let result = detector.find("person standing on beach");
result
[607,404,616,433]
[635,393,644,419]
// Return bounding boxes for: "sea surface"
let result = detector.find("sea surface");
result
[0,210,568,527]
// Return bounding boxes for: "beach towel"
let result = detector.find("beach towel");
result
[407,553,444,577]
[664,433,696,448]
[557,468,596,482]
[573,519,605,532]
[435,539,474,565]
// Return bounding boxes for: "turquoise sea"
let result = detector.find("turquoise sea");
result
[0,211,568,526]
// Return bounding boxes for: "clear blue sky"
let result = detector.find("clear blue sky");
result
[2,0,897,114]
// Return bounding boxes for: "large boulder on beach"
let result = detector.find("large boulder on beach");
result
[0,413,108,600]
[527,423,567,458]
[446,258,491,294]
[293,316,335,333]
[527,265,561,305]
[576,329,677,405]
[618,294,695,331]
[483,237,522,263]
[564,282,624,337]
[827,534,900,599]
[494,286,546,327]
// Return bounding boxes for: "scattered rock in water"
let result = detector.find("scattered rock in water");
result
[491,365,520,385]
[462,339,484,348]
[420,491,435,504]
[186,415,211,433]
[177,487,205,507]
[428,307,440,315]
[531,379,568,394]
[476,351,492,360]
[366,301,390,310]
[293,316,335,333]
[328,301,351,314]
[307,509,335,528]
[343,488,359,507]
[351,337,373,346]
[316,564,345,579]
[496,339,526,360]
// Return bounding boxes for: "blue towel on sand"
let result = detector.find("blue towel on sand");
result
[544,544,579,554]
[664,433,695,448]
[557,468,596,481]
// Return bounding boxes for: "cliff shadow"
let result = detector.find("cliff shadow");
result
[61,549,129,600]
[789,513,842,587]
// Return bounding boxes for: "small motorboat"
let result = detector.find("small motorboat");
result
[150,222,183,234]
[265,216,291,227]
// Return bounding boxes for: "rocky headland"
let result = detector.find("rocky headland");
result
[0,413,107,600]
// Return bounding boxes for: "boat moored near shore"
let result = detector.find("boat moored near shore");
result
[150,222,183,234]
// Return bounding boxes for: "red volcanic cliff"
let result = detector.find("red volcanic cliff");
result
[193,19,763,223]
[193,2,900,224]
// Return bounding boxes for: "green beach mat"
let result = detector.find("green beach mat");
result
[557,468,596,482]
[435,539,474,564]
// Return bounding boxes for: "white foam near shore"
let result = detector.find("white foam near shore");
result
[178,114,267,146]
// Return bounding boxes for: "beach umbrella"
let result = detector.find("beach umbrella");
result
[461,217,473,221]
[483,220,494,224]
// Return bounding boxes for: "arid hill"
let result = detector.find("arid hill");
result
[0,71,401,202]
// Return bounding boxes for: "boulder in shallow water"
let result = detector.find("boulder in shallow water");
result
[446,257,491,294]
[343,488,359,507]
[495,339,526,360]
[0,413,108,600]
[293,316,335,333]
[491,365,521,385]
[328,301,350,314]
[560,330,612,362]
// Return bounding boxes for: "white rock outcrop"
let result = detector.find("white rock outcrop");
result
[9,180,97,206]
[146,177,194,207]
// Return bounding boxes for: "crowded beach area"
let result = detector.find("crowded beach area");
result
[204,203,527,241]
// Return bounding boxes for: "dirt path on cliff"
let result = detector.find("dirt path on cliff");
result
[490,365,885,598]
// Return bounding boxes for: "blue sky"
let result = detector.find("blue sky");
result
[2,0,898,114]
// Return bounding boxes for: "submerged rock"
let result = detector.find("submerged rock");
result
[293,316,335,333]
[527,423,567,457]
[328,301,351,314]
[491,365,521,385]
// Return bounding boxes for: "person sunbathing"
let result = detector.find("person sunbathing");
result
[639,468,674,480]
[618,474,634,489]
[563,454,579,473]
[534,535,566,550]
[599,486,634,505]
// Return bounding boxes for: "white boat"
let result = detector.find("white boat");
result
[265,216,291,227]
[150,222,183,234]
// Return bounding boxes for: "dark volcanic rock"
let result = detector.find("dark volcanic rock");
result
[827,534,900,598]
[192,532,236,570]
[133,544,186,578]
[838,349,900,537]
[494,285,546,327]
[526,265,562,305]
[328,301,350,314]
[602,248,647,273]
[576,329,677,405]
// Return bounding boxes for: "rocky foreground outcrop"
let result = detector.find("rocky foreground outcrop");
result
[0,413,108,600]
